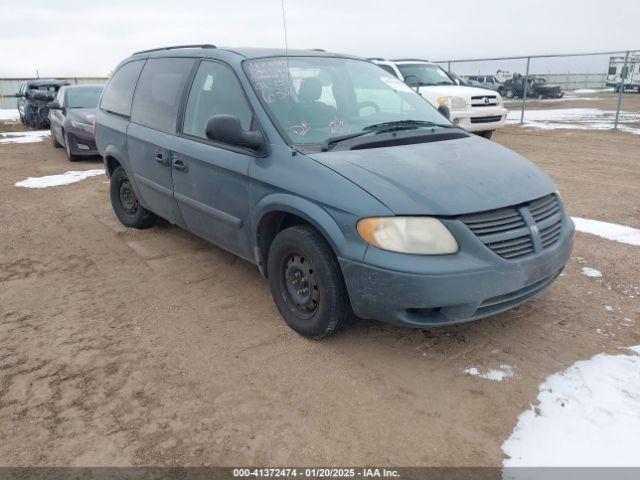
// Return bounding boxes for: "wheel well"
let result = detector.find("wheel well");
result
[256,211,313,277]
[105,156,121,177]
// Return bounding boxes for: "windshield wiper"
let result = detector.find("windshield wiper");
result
[320,121,455,152]
[320,131,373,151]
[363,120,453,132]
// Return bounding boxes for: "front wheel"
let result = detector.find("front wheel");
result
[267,225,353,339]
[64,132,80,161]
[109,166,156,229]
[504,87,515,99]
[479,130,493,139]
[51,128,62,148]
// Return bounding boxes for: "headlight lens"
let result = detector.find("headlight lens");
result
[357,217,458,255]
[496,94,504,106]
[71,120,93,132]
[438,96,467,110]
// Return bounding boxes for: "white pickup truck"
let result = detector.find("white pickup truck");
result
[371,59,508,139]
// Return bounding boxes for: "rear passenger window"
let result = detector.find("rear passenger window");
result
[101,60,144,117]
[182,61,253,139]
[131,58,195,133]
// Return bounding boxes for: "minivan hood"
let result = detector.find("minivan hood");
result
[307,135,556,216]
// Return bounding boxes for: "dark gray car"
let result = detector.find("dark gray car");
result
[48,84,105,161]
[95,45,574,339]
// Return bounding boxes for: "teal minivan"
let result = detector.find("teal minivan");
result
[95,45,574,338]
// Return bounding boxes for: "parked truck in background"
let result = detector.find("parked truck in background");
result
[606,52,640,93]
[371,59,507,139]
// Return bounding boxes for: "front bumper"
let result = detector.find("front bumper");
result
[451,107,508,132]
[339,216,574,328]
[66,128,98,156]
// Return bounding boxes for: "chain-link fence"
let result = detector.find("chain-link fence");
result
[434,49,640,134]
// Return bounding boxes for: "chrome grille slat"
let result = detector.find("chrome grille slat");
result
[460,194,564,260]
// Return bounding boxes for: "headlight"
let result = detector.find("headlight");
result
[71,120,93,132]
[438,96,467,110]
[357,217,458,255]
[496,94,504,106]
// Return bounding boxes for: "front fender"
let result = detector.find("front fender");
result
[253,193,349,255]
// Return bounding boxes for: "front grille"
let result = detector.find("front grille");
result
[471,95,498,107]
[470,115,503,124]
[459,194,564,260]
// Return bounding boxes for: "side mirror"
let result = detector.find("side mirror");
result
[437,104,450,120]
[47,100,62,110]
[205,115,264,151]
[404,75,420,92]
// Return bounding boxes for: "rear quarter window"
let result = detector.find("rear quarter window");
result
[101,60,145,116]
[130,58,195,133]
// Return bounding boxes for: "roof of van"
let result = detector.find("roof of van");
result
[130,46,360,60]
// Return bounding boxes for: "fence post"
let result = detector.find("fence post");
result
[447,61,451,72]
[520,56,531,124]
[614,50,630,130]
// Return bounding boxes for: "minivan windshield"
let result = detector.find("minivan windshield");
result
[66,87,103,109]
[244,57,452,148]
[396,64,455,87]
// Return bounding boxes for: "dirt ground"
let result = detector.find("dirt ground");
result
[1,98,639,467]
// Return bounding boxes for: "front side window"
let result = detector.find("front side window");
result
[65,87,103,109]
[397,64,455,86]
[183,61,253,139]
[101,60,144,116]
[244,57,450,148]
[131,58,195,133]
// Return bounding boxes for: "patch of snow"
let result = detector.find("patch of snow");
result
[0,109,20,121]
[0,130,50,144]
[573,88,613,93]
[506,108,640,135]
[572,217,640,247]
[604,305,614,312]
[580,267,602,278]
[502,346,640,467]
[464,364,515,382]
[15,169,104,188]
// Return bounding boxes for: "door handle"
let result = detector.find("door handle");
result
[172,158,188,172]
[155,152,167,165]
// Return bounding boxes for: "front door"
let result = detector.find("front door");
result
[172,60,256,259]
[126,57,196,224]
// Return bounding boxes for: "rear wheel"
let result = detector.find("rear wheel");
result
[504,87,515,99]
[109,166,156,229]
[267,225,353,339]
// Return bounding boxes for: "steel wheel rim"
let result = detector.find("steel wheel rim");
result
[282,252,319,319]
[119,178,138,215]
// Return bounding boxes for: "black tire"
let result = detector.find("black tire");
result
[504,87,515,99]
[109,166,156,229]
[63,131,80,161]
[51,128,62,148]
[479,130,493,139]
[267,225,353,339]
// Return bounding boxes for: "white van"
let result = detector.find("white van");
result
[372,59,508,139]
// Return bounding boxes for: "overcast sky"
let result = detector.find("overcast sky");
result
[1,0,638,77]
